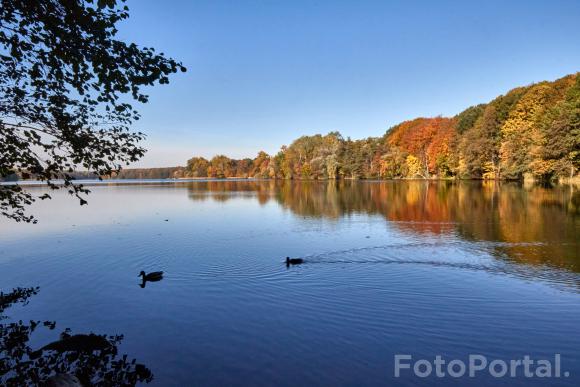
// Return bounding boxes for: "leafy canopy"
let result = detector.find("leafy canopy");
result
[0,0,185,222]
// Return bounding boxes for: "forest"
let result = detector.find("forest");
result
[2,73,577,183]
[178,73,580,181]
[105,167,184,180]
[0,168,182,182]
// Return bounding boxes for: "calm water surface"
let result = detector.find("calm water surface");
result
[1,180,579,386]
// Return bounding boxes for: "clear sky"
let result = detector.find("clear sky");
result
[118,0,580,167]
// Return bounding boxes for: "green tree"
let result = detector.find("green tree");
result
[455,104,486,134]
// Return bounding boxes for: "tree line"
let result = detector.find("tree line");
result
[179,73,579,181]
[0,167,183,181]
[3,73,577,184]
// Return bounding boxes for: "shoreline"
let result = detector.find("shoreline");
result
[3,176,579,186]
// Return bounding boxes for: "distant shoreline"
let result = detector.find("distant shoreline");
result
[3,176,579,186]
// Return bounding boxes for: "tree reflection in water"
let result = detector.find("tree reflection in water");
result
[0,287,152,386]
[187,180,580,271]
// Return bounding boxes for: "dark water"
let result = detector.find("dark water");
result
[1,180,579,386]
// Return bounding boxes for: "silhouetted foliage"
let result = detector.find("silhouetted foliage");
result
[0,0,185,223]
[0,287,153,386]
[0,287,39,316]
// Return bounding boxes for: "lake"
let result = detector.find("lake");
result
[1,180,579,386]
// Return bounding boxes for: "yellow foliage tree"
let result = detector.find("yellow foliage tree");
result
[500,84,563,178]
[405,155,423,177]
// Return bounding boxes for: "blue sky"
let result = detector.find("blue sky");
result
[118,0,580,167]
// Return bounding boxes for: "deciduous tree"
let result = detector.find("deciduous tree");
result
[0,0,185,222]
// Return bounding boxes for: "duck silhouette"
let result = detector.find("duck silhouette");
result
[139,271,164,288]
[285,257,304,267]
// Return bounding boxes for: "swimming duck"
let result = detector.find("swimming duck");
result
[286,257,304,266]
[139,271,164,281]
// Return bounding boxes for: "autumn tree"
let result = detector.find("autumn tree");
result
[386,117,455,178]
[187,157,209,177]
[251,151,271,178]
[379,147,407,178]
[458,87,527,178]
[208,155,233,178]
[500,84,553,178]
[235,158,253,178]
[533,75,580,178]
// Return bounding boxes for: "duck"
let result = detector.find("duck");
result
[285,257,304,266]
[139,271,164,281]
[139,271,164,288]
